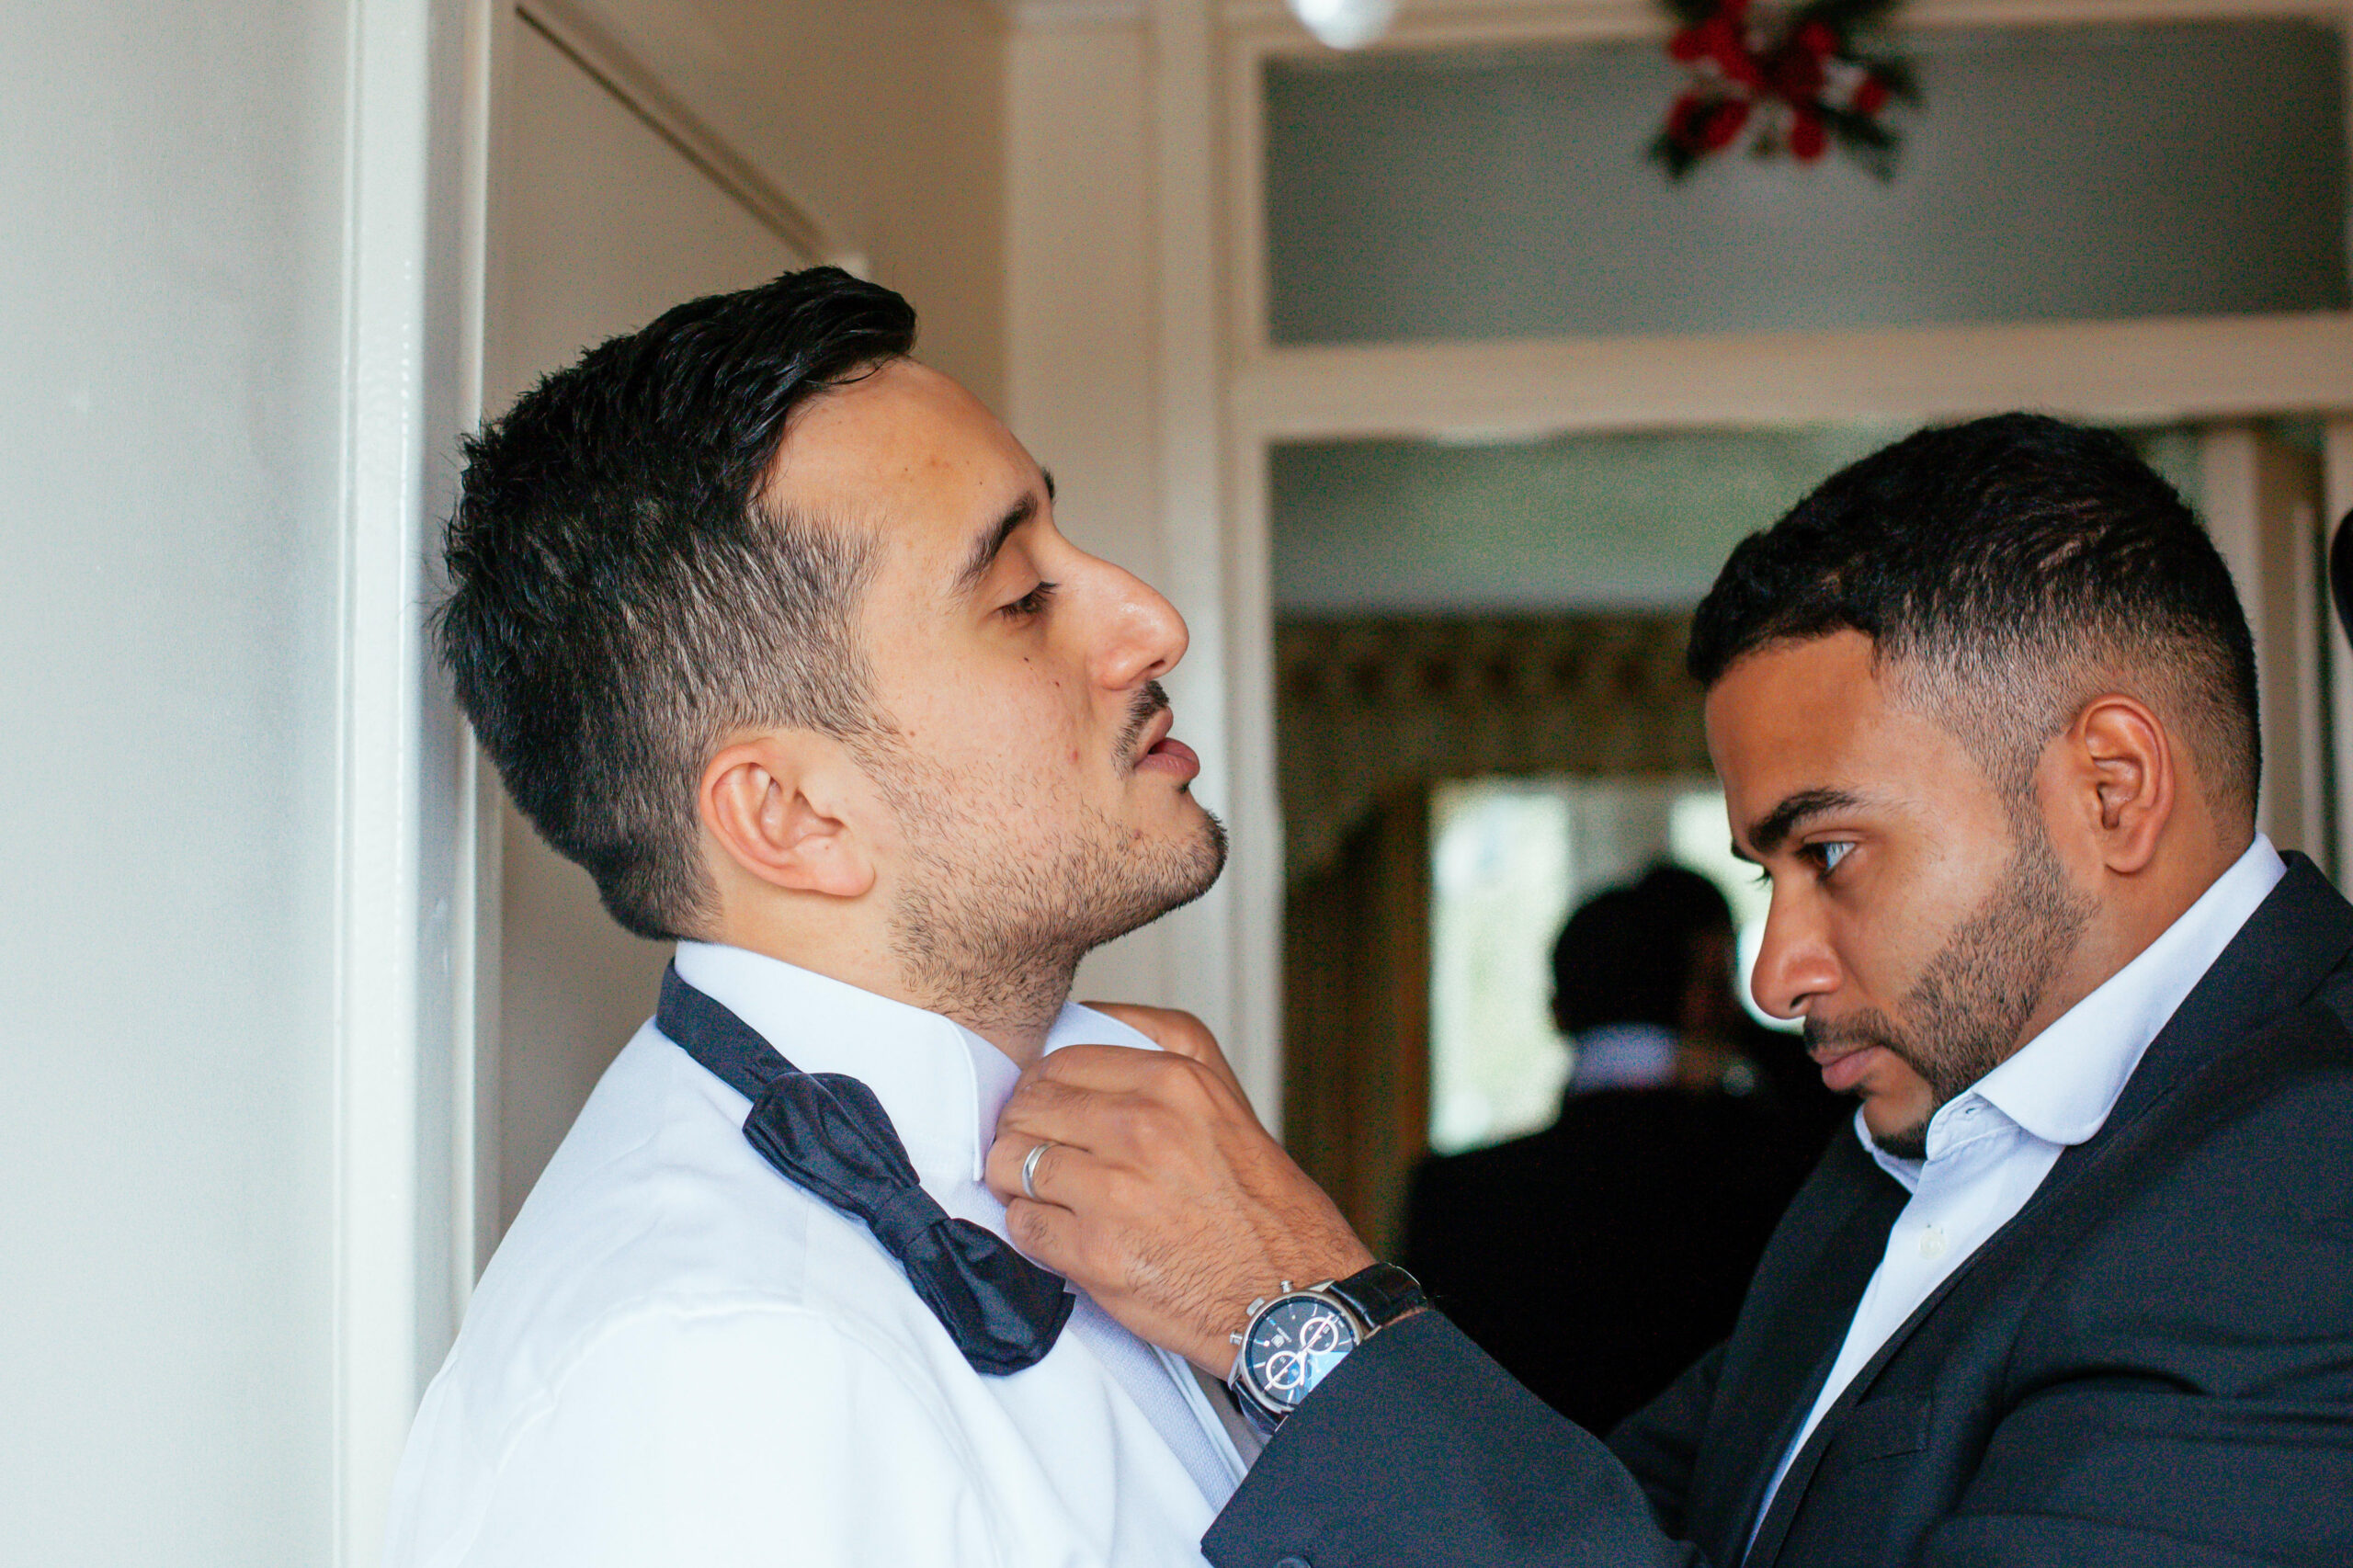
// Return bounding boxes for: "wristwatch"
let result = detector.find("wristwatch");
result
[1226,1262,1426,1434]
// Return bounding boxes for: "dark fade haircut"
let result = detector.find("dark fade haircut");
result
[1687,414,2259,828]
[435,267,916,940]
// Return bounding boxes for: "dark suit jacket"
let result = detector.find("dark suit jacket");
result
[1208,857,2353,1568]
[1403,1085,1814,1435]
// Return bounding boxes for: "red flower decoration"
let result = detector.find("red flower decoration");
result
[1651,0,1914,180]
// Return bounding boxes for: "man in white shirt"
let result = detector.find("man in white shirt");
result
[385,267,1251,1565]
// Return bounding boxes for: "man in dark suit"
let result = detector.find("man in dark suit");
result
[988,414,2353,1566]
[1404,868,1823,1435]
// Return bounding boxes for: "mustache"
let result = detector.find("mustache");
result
[1803,1013,1901,1058]
[1116,680,1172,766]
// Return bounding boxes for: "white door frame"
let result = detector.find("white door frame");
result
[332,0,494,1559]
[333,0,849,1546]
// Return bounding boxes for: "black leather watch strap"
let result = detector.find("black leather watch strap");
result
[1327,1262,1425,1331]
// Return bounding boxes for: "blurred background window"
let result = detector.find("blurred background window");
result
[1427,776,1779,1156]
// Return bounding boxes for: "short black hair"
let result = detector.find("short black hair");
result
[1552,864,1733,1036]
[1687,414,2258,824]
[436,267,917,940]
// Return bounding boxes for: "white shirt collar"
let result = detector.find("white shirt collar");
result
[672,941,1158,1190]
[1865,835,2286,1177]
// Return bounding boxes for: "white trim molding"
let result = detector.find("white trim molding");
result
[1234,312,2353,441]
[1002,0,1150,24]
[333,0,492,1559]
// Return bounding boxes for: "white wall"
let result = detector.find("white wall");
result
[0,0,352,1558]
[560,0,1011,403]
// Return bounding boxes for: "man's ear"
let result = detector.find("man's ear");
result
[699,734,876,899]
[2057,694,2176,876]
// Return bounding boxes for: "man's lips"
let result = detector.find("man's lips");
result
[1132,707,1201,781]
[1812,1041,1885,1094]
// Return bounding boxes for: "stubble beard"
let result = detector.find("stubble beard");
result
[872,738,1229,1045]
[1807,820,2095,1162]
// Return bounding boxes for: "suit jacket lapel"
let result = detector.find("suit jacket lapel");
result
[1744,855,2353,1566]
[1696,1139,1904,1557]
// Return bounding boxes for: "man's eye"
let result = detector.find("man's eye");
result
[1002,581,1057,619]
[1813,841,1855,875]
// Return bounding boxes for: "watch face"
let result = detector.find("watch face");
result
[1244,1296,1359,1407]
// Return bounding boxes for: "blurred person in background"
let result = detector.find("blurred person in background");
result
[1404,864,1828,1432]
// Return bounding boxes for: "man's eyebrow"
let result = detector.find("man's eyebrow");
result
[1742,787,1868,858]
[953,489,1042,595]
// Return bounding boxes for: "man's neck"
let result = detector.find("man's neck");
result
[898,952,1077,1067]
[926,994,1065,1067]
[700,916,1068,1066]
[2006,828,2254,1061]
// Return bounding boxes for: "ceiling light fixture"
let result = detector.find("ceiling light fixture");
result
[1286,0,1398,50]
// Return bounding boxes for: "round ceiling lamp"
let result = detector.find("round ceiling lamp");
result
[1287,0,1398,49]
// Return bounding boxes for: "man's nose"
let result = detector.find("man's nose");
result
[1750,896,1838,1021]
[1088,561,1188,690]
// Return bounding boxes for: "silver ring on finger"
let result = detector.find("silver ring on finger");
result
[1020,1140,1057,1203]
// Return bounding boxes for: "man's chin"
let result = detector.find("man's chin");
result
[1089,809,1229,949]
[1868,1119,1930,1162]
[1147,810,1231,917]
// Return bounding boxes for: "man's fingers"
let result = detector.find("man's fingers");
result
[1011,1041,1182,1093]
[1001,1194,1079,1275]
[1011,1042,1251,1128]
[991,1067,1127,1152]
[983,1123,1110,1209]
[1080,1002,1246,1098]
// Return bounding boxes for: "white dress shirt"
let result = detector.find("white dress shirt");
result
[384,941,1245,1568]
[1751,835,2286,1533]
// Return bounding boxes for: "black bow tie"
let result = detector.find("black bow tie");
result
[655,963,1074,1375]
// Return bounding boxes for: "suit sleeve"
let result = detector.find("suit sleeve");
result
[1203,1312,1714,1568]
[1606,1342,1729,1538]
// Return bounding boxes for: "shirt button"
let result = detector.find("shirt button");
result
[1919,1224,1949,1259]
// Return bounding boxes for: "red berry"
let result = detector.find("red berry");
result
[1768,45,1825,100]
[1666,90,1709,146]
[1790,109,1827,161]
[1701,97,1753,151]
